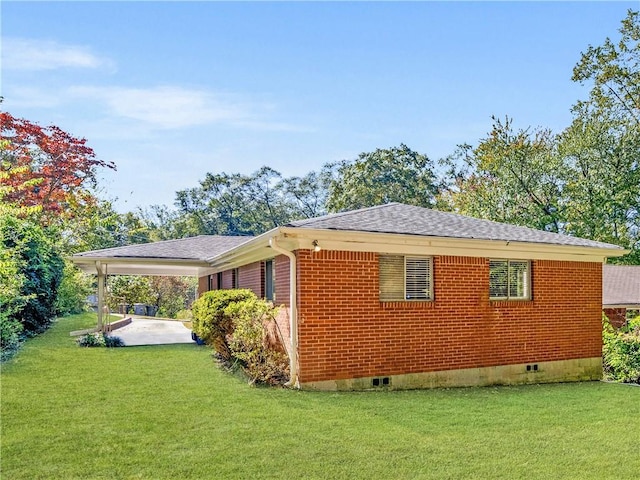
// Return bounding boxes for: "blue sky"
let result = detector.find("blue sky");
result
[2,1,636,212]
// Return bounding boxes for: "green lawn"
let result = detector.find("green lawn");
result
[2,314,639,479]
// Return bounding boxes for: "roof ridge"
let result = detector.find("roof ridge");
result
[289,202,399,226]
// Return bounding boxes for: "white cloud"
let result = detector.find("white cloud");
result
[68,85,311,131]
[2,38,113,71]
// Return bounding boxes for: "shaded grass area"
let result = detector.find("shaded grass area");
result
[2,313,639,479]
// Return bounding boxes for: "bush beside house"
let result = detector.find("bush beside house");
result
[603,314,640,384]
[191,289,288,385]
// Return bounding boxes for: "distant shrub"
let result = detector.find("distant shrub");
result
[55,261,93,316]
[175,309,192,320]
[76,332,125,348]
[191,289,256,361]
[227,299,288,385]
[603,314,640,384]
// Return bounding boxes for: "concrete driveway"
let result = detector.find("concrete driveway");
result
[110,318,194,346]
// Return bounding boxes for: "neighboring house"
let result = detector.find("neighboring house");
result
[602,265,640,328]
[73,203,628,390]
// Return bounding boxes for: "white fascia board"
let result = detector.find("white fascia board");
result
[205,228,281,272]
[278,228,629,263]
[70,257,208,276]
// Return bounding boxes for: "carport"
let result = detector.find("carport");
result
[71,235,252,332]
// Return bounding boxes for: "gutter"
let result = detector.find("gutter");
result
[269,236,299,389]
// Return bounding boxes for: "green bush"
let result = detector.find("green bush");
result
[227,299,288,385]
[191,289,256,360]
[175,309,193,320]
[0,316,23,362]
[603,314,640,384]
[107,276,153,312]
[151,276,197,319]
[55,261,93,316]
[76,332,125,348]
[1,214,64,335]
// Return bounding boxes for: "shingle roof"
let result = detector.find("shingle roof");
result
[287,203,624,250]
[603,265,640,307]
[72,235,252,261]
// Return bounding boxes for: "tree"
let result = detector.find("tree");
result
[563,9,639,262]
[442,117,566,233]
[1,214,64,335]
[572,9,639,125]
[280,166,335,219]
[175,167,296,236]
[443,10,639,263]
[0,111,116,222]
[326,144,440,212]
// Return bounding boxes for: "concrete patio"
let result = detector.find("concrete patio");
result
[109,317,194,346]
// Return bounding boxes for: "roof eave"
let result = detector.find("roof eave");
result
[277,227,629,262]
[70,256,211,276]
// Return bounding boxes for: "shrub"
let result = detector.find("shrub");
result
[55,261,93,316]
[0,316,23,362]
[227,299,289,385]
[151,276,197,319]
[603,314,640,384]
[76,332,125,348]
[175,309,193,320]
[107,276,154,312]
[191,289,256,361]
[1,214,64,335]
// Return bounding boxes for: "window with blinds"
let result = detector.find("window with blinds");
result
[379,255,433,301]
[489,259,530,300]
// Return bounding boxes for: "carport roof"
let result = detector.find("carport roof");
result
[72,235,252,276]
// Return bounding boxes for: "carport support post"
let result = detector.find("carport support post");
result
[96,261,105,331]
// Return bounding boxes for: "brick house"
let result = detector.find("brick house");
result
[73,203,628,390]
[602,265,640,328]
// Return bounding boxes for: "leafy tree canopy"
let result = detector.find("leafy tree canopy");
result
[326,144,441,212]
[0,111,116,223]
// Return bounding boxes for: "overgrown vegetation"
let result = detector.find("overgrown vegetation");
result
[603,314,640,384]
[226,298,289,385]
[191,289,288,384]
[0,212,64,361]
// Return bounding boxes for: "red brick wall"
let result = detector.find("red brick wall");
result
[239,262,264,296]
[274,255,291,307]
[296,250,603,384]
[197,276,208,297]
[603,308,627,328]
[220,270,234,289]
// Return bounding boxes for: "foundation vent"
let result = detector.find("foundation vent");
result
[372,377,391,387]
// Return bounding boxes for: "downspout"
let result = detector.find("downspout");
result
[269,237,299,388]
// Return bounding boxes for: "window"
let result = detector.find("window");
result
[264,259,275,301]
[489,260,530,300]
[379,255,433,301]
[216,272,223,290]
[207,274,214,291]
[232,268,239,289]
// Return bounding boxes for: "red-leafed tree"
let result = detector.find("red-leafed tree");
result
[0,111,116,220]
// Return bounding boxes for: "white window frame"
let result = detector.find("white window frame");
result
[379,255,433,302]
[489,259,531,300]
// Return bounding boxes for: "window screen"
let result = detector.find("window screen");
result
[490,259,530,300]
[379,255,432,301]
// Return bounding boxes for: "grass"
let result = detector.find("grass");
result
[1,313,639,479]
